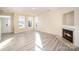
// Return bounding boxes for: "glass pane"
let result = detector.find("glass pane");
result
[18,16,25,29]
[28,16,33,27]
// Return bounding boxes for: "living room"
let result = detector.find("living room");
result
[0,7,79,51]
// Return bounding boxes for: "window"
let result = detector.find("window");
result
[28,16,33,27]
[18,16,25,29]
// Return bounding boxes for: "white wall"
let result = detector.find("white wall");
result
[38,7,79,47]
[0,19,1,40]
[38,8,75,36]
[38,9,63,36]
[63,11,74,26]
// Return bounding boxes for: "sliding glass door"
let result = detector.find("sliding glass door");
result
[28,16,33,30]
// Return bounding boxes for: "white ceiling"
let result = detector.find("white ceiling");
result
[0,7,59,15]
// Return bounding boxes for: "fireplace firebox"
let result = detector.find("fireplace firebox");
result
[62,29,73,43]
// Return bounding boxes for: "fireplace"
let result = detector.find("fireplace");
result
[62,29,73,43]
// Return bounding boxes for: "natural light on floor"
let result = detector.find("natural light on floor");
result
[35,32,43,51]
[0,37,14,50]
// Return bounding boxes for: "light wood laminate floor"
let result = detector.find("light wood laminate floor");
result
[1,31,79,51]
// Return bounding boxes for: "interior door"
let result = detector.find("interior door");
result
[1,16,11,33]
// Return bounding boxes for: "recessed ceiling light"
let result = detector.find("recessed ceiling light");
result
[32,8,36,10]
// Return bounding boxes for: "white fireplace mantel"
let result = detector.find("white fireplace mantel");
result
[62,25,75,31]
[62,25,79,47]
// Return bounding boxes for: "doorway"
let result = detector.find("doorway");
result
[28,16,34,30]
[0,16,13,42]
[0,16,12,33]
[27,16,39,31]
[34,16,39,30]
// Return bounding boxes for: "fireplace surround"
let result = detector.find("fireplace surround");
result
[63,29,73,43]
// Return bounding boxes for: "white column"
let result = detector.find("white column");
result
[74,8,79,47]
